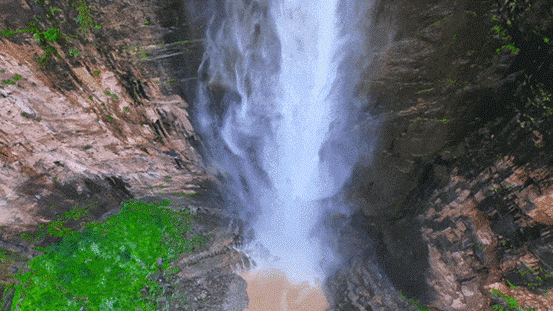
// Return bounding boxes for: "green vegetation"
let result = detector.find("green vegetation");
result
[125,46,140,52]
[68,49,80,57]
[36,45,58,67]
[506,280,518,290]
[21,204,93,242]
[431,15,450,26]
[105,91,119,100]
[489,0,552,135]
[49,7,62,15]
[0,29,33,37]
[417,87,435,94]
[399,291,429,311]
[491,290,535,311]
[513,262,553,291]
[40,27,60,41]
[496,44,520,54]
[73,0,96,34]
[0,0,103,67]
[1,75,21,85]
[0,22,59,44]
[10,200,206,310]
[492,25,509,39]
[491,24,519,55]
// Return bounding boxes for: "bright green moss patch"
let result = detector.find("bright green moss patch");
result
[11,200,207,311]
[0,29,33,37]
[0,248,8,259]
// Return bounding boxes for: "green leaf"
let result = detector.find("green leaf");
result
[42,28,60,42]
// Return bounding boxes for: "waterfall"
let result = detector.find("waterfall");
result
[194,0,378,285]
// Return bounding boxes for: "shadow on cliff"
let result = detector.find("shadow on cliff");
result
[12,175,132,248]
[349,163,436,303]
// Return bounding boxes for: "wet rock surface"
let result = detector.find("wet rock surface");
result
[413,155,553,310]
[1,0,553,310]
[329,0,553,309]
[138,194,251,311]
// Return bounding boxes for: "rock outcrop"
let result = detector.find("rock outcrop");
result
[0,0,207,237]
[329,0,553,309]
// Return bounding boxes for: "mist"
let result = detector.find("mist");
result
[193,0,379,285]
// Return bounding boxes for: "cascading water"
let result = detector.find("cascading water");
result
[194,0,378,289]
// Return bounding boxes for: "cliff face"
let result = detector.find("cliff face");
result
[1,0,552,310]
[0,0,208,239]
[330,0,553,310]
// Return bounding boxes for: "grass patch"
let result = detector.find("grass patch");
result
[10,200,206,310]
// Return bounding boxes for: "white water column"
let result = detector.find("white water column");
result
[253,0,341,284]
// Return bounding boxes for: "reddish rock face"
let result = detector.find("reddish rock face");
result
[0,0,210,237]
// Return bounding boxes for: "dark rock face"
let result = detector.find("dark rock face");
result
[327,0,553,309]
[349,0,508,217]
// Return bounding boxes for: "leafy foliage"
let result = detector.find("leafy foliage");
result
[40,28,60,41]
[72,0,100,34]
[10,200,206,310]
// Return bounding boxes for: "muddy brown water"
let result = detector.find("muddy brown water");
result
[241,269,329,311]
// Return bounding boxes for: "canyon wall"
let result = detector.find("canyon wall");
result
[0,0,210,239]
[0,0,552,310]
[330,0,553,310]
